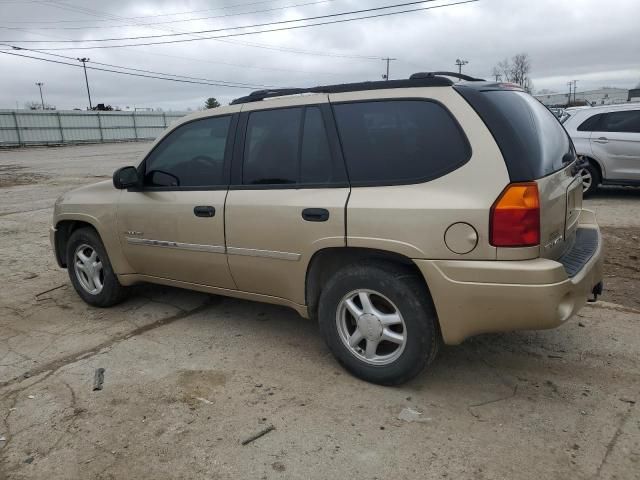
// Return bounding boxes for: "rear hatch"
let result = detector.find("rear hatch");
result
[455,84,581,260]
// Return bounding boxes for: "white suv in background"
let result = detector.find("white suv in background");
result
[564,103,640,195]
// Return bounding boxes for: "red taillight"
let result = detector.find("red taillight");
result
[490,182,540,247]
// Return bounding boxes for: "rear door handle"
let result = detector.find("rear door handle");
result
[302,208,329,222]
[592,137,609,144]
[194,205,215,217]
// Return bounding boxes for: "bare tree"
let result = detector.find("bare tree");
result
[491,66,502,81]
[492,53,533,92]
[497,58,511,83]
[510,53,531,89]
[24,101,56,110]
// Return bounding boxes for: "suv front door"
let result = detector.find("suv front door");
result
[116,114,238,288]
[225,99,349,305]
[590,109,640,181]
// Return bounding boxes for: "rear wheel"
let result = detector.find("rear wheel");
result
[578,160,600,196]
[318,261,440,385]
[66,227,127,307]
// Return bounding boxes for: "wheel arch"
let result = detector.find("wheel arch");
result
[54,218,101,268]
[305,247,434,321]
[580,154,605,180]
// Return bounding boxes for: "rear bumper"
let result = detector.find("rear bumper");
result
[415,211,604,345]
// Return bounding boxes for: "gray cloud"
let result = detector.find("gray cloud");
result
[1,0,638,110]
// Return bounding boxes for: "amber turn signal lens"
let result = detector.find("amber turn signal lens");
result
[490,182,540,247]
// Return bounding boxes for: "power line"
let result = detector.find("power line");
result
[21,0,379,64]
[2,0,340,30]
[2,45,278,86]
[0,50,274,89]
[0,0,480,50]
[2,0,330,23]
[5,0,446,42]
[1,0,381,61]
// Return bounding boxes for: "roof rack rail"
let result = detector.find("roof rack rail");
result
[410,71,485,82]
[230,75,456,105]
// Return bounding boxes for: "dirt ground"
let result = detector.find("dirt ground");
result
[0,143,638,480]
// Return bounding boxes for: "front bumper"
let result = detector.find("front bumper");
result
[415,211,604,345]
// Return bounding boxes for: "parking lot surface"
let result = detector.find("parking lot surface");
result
[1,143,639,479]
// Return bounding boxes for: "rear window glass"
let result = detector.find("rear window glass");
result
[332,100,470,185]
[455,87,574,181]
[483,91,572,178]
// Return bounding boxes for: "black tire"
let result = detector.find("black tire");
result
[66,227,127,307]
[580,161,600,197]
[318,261,440,385]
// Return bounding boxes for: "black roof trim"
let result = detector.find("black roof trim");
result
[230,74,455,105]
[410,71,485,82]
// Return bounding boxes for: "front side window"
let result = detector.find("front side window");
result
[144,116,231,187]
[601,110,640,133]
[242,106,341,185]
[332,100,471,185]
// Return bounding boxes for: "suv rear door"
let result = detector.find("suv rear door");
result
[589,109,640,181]
[455,86,580,260]
[224,96,349,305]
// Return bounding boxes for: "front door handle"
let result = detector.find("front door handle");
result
[302,208,330,222]
[194,205,215,217]
[592,137,609,144]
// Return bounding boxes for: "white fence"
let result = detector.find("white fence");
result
[0,110,187,147]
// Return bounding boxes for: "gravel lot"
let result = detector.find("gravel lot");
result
[1,143,639,480]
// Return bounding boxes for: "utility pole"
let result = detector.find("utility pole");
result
[572,79,578,104]
[381,57,396,81]
[77,57,93,110]
[35,82,45,110]
[567,82,572,106]
[455,59,469,77]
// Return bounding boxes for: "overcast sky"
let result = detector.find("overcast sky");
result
[0,0,638,111]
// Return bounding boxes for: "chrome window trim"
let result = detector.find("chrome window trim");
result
[125,237,225,254]
[125,237,301,261]
[227,247,301,261]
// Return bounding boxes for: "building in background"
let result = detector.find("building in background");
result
[535,87,637,107]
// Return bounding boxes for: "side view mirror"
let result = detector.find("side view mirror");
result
[113,166,140,189]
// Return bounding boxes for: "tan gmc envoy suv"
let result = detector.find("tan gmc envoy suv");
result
[51,72,604,385]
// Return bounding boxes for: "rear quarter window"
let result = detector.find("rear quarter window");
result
[455,87,573,181]
[332,100,471,185]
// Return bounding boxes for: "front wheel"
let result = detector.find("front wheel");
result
[66,227,127,307]
[318,261,440,385]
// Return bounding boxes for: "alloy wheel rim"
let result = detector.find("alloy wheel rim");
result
[74,244,104,295]
[335,289,407,366]
[578,167,592,191]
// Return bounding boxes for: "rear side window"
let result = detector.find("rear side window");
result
[601,110,640,133]
[455,87,573,181]
[332,100,471,185]
[242,106,344,186]
[243,108,299,185]
[577,114,603,132]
